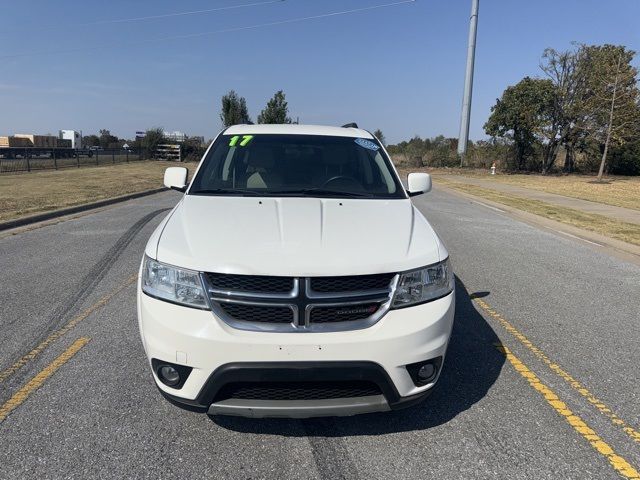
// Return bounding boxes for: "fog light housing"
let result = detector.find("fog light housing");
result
[151,359,192,389]
[159,366,180,386]
[418,364,436,382]
[406,357,442,386]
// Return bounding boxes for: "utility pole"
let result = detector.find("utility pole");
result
[457,0,479,167]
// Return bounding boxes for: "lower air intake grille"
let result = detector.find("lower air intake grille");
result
[218,303,293,324]
[215,381,382,401]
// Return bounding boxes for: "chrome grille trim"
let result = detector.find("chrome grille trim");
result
[203,273,399,333]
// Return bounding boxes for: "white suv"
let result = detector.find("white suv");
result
[137,124,455,418]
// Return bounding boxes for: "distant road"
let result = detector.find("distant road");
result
[0,188,638,479]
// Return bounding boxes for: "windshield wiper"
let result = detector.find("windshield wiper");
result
[267,188,373,198]
[189,188,262,197]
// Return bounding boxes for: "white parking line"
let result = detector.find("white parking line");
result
[548,228,604,247]
[472,200,505,213]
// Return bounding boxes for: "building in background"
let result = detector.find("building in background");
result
[162,130,187,142]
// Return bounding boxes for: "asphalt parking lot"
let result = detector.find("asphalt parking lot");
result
[1,186,639,479]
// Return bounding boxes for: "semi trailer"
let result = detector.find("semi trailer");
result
[0,131,93,158]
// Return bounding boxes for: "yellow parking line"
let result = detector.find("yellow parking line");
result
[475,297,640,444]
[497,344,640,479]
[0,274,136,384]
[0,337,90,424]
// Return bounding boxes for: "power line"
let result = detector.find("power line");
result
[0,0,416,59]
[78,0,285,26]
[0,0,285,34]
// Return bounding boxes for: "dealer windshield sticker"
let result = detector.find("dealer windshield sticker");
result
[228,135,254,147]
[354,138,379,151]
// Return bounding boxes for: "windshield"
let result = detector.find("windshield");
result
[189,134,405,199]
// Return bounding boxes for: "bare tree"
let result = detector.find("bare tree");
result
[539,46,587,172]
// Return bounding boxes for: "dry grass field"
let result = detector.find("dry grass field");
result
[469,173,639,211]
[435,178,640,247]
[422,169,640,211]
[0,161,194,222]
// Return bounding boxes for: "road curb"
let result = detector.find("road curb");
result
[0,187,168,232]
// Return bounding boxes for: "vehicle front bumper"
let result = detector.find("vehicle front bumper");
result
[156,361,436,417]
[138,287,455,417]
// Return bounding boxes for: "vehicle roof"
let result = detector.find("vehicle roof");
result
[223,124,374,139]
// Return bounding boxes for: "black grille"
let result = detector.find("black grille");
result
[216,381,382,401]
[207,273,293,294]
[209,272,395,328]
[218,303,293,324]
[310,273,395,293]
[310,303,381,323]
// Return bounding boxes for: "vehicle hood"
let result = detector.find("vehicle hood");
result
[150,195,445,276]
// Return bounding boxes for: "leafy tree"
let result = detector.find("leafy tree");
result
[387,135,507,170]
[388,135,450,167]
[83,134,100,147]
[181,137,207,162]
[484,77,556,171]
[468,138,511,169]
[609,139,640,176]
[373,129,386,146]
[402,135,428,166]
[428,135,456,167]
[143,127,165,156]
[576,45,640,181]
[220,90,251,127]
[257,90,292,124]
[98,129,118,149]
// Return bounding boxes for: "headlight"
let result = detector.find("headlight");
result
[392,258,454,308]
[142,256,209,309]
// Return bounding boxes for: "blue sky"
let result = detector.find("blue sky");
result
[1,0,639,143]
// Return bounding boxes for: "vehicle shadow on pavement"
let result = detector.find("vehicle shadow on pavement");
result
[211,276,505,436]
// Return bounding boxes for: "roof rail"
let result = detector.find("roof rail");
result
[341,122,358,128]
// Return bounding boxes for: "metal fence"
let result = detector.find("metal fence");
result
[0,149,154,174]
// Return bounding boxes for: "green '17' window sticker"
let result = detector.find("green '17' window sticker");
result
[229,135,254,147]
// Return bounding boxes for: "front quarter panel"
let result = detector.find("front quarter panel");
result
[144,201,182,260]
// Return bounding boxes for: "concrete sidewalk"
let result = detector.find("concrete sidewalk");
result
[439,175,640,225]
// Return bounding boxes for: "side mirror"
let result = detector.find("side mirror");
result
[407,172,432,197]
[164,167,188,192]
